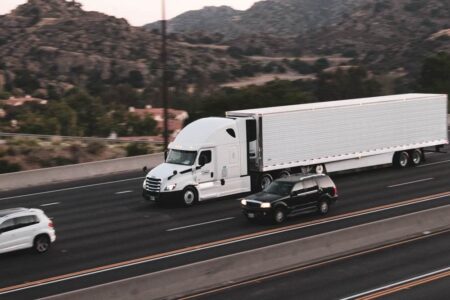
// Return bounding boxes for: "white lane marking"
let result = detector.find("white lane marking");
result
[0,177,143,201]
[1,193,450,296]
[388,178,433,188]
[418,159,450,168]
[115,190,133,195]
[167,217,236,232]
[40,202,60,207]
[340,266,450,300]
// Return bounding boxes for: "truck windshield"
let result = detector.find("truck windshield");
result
[166,149,197,166]
[264,181,294,196]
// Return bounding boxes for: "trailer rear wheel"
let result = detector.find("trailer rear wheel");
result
[314,164,326,174]
[277,170,290,179]
[394,151,410,168]
[409,149,423,166]
[259,173,273,191]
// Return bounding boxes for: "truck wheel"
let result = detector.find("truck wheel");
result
[259,174,273,191]
[278,170,290,178]
[394,151,410,168]
[182,187,198,207]
[273,207,286,224]
[315,164,326,174]
[409,149,423,166]
[301,166,311,174]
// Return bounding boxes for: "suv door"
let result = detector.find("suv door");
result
[289,182,304,212]
[302,179,320,209]
[0,218,16,252]
[13,215,40,249]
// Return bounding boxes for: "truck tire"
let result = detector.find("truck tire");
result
[409,149,423,166]
[277,170,290,179]
[394,151,410,168]
[182,187,198,207]
[315,164,326,174]
[259,173,273,191]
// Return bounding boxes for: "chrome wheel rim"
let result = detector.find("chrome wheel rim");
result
[184,190,195,205]
[36,239,49,252]
[275,211,284,223]
[399,153,408,167]
[412,151,421,164]
[320,202,328,214]
[315,165,324,174]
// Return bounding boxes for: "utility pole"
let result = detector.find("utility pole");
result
[161,0,169,151]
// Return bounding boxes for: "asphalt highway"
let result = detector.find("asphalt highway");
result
[0,146,449,299]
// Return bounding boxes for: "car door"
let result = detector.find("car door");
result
[288,182,305,212]
[0,218,17,253]
[13,215,40,249]
[302,179,320,210]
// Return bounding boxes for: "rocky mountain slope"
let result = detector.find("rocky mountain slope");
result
[0,0,245,96]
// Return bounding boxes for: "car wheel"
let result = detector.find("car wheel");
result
[182,187,198,207]
[394,151,410,168]
[318,200,329,215]
[34,235,50,253]
[409,149,423,166]
[273,207,286,224]
[259,173,273,191]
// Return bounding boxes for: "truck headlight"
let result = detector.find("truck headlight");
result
[241,199,247,206]
[260,202,271,208]
[164,184,177,191]
[142,179,147,189]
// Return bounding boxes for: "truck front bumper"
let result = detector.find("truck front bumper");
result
[142,189,183,203]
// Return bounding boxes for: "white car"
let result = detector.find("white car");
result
[0,208,56,254]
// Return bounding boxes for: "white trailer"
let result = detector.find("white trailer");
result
[143,93,448,206]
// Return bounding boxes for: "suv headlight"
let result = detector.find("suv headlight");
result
[241,199,247,206]
[142,179,147,189]
[164,184,177,191]
[260,202,271,208]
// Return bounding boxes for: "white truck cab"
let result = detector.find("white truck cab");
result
[143,117,252,206]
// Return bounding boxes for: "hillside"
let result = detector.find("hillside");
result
[0,0,247,97]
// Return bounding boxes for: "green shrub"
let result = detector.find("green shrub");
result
[126,143,149,157]
[0,159,21,174]
[87,141,106,155]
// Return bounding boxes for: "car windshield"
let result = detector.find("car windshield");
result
[264,181,294,196]
[166,149,197,166]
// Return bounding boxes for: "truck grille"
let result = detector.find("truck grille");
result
[145,177,161,192]
[246,200,262,208]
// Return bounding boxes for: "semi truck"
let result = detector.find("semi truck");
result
[142,93,448,206]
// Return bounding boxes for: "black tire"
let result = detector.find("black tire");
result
[315,164,326,174]
[182,187,198,207]
[318,200,330,215]
[409,149,423,166]
[273,207,287,224]
[34,235,51,253]
[259,173,273,191]
[277,170,290,179]
[394,151,410,168]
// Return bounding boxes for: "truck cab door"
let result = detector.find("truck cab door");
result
[196,149,215,183]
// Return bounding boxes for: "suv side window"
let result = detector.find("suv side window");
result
[15,215,40,229]
[292,182,304,195]
[303,179,318,191]
[0,218,16,233]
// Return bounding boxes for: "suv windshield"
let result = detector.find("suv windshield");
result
[166,149,197,166]
[264,181,294,196]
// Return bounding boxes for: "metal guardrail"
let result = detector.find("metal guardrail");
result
[0,132,164,145]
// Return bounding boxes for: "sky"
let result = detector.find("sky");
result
[0,0,260,26]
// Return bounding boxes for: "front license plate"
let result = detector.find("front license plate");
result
[247,213,255,218]
[149,196,156,201]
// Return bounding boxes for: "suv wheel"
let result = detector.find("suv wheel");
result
[318,200,329,215]
[34,235,50,253]
[273,207,286,224]
[182,187,198,207]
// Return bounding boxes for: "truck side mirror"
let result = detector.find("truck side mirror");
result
[199,155,206,167]
[164,150,168,161]
[142,166,148,174]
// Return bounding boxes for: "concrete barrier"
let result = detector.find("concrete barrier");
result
[45,204,450,300]
[0,153,163,191]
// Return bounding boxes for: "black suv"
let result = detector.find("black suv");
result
[241,174,338,224]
